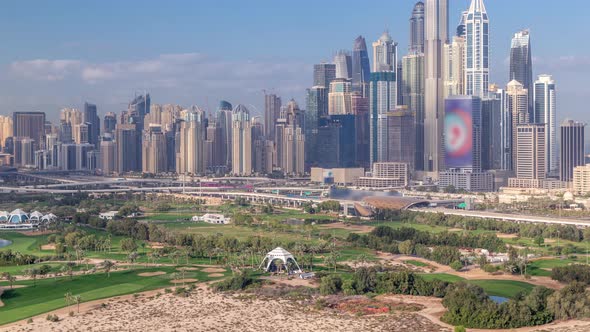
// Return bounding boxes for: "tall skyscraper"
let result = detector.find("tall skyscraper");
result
[370,72,397,163]
[506,80,529,171]
[510,30,533,116]
[464,0,489,97]
[560,120,585,182]
[103,112,117,136]
[100,139,116,174]
[0,116,13,151]
[424,0,448,173]
[176,110,207,175]
[481,96,503,170]
[352,36,371,97]
[328,78,352,115]
[115,124,140,173]
[456,11,467,38]
[516,124,546,181]
[443,36,466,98]
[217,100,233,168]
[444,96,482,171]
[313,63,336,88]
[410,2,425,53]
[73,123,89,144]
[264,94,281,139]
[352,93,370,168]
[305,86,328,166]
[372,31,398,73]
[83,102,100,148]
[334,50,352,80]
[142,124,167,174]
[402,53,425,170]
[128,94,151,125]
[387,107,416,169]
[534,74,557,175]
[13,112,46,151]
[231,105,252,175]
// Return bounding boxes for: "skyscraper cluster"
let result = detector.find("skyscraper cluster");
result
[0,0,585,192]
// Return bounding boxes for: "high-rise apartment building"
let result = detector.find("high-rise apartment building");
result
[444,95,482,171]
[115,124,140,173]
[424,0,448,173]
[560,120,585,182]
[410,2,425,53]
[534,74,557,175]
[218,100,233,168]
[100,140,116,174]
[516,124,545,181]
[402,53,425,171]
[142,125,167,174]
[481,96,503,170]
[0,116,13,151]
[443,36,466,98]
[352,36,371,97]
[328,78,352,115]
[103,112,117,136]
[370,72,397,163]
[372,31,398,73]
[464,0,489,97]
[231,105,252,175]
[506,80,529,171]
[73,123,89,144]
[13,112,46,151]
[176,110,206,175]
[352,93,370,168]
[573,164,590,195]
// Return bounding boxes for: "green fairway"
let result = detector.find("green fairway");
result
[404,259,429,267]
[0,232,51,255]
[418,273,535,298]
[0,266,229,325]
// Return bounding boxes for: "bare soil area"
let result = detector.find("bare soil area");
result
[137,271,166,277]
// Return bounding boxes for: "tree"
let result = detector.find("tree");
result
[74,295,82,313]
[25,268,39,286]
[450,260,463,271]
[120,238,138,253]
[398,240,415,255]
[1,272,15,289]
[102,260,115,278]
[534,235,545,247]
[319,275,343,295]
[128,251,139,266]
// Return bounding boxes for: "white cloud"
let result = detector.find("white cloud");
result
[10,59,81,81]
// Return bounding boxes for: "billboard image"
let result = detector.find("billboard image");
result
[445,98,473,168]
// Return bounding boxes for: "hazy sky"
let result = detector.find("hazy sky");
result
[1,0,588,124]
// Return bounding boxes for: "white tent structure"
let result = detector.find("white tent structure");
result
[259,247,302,273]
[29,211,44,222]
[41,213,57,222]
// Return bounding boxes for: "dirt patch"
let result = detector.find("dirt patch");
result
[41,244,56,250]
[201,267,225,273]
[170,278,198,284]
[177,267,199,271]
[148,242,166,249]
[497,233,519,239]
[137,271,166,277]
[448,228,463,232]
[208,273,224,278]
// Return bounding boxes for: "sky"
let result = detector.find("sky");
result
[0,0,589,124]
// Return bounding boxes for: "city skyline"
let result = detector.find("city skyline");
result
[0,0,589,126]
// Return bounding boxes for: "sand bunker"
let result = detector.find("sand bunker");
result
[207,273,224,277]
[171,278,198,284]
[496,233,519,239]
[177,267,199,271]
[138,271,166,277]
[41,244,56,250]
[201,268,225,273]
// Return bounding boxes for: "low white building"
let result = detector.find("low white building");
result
[99,211,119,220]
[192,213,230,224]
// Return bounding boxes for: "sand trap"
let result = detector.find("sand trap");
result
[448,228,463,232]
[497,233,519,239]
[171,278,198,284]
[138,271,166,277]
[177,267,199,271]
[201,268,225,273]
[207,273,224,277]
[41,244,56,250]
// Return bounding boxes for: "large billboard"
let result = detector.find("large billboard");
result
[445,97,473,169]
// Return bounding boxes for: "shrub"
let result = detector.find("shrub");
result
[450,260,463,271]
[454,327,466,332]
[46,314,59,322]
[319,275,343,295]
[213,272,256,292]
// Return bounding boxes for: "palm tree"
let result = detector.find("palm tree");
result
[102,260,115,278]
[74,295,82,313]
[128,252,139,267]
[64,291,73,307]
[1,272,15,289]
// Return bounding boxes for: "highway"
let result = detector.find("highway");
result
[413,207,590,227]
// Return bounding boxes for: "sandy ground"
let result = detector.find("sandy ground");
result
[40,244,55,250]
[171,278,198,284]
[378,253,564,290]
[1,286,449,332]
[137,271,166,277]
[496,233,519,239]
[17,230,56,236]
[207,273,224,277]
[201,268,225,273]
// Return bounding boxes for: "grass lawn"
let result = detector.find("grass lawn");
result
[418,273,535,298]
[0,266,229,325]
[404,259,429,267]
[0,232,51,256]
